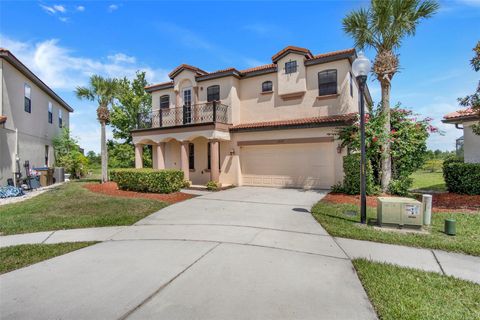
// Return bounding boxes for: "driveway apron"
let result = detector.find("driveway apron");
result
[0,187,377,320]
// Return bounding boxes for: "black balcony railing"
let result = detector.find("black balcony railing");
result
[136,102,229,129]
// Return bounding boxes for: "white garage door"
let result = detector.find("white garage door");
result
[240,143,335,189]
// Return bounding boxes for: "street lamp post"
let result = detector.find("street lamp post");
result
[352,52,371,224]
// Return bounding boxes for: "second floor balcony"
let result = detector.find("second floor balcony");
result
[136,102,230,130]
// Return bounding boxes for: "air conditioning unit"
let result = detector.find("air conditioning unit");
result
[377,197,423,228]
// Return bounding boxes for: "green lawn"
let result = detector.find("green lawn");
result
[0,181,167,235]
[0,242,96,274]
[353,259,480,320]
[410,170,447,191]
[311,201,480,256]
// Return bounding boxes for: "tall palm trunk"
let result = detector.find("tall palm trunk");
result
[100,121,108,183]
[380,80,391,191]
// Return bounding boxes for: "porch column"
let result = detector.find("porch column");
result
[180,141,189,181]
[210,140,220,182]
[155,143,165,170]
[134,144,143,169]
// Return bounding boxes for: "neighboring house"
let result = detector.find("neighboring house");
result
[443,108,480,163]
[131,46,372,189]
[0,49,74,185]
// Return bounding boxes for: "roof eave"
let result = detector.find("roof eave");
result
[0,50,74,112]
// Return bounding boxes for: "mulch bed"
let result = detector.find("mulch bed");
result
[84,182,195,204]
[323,193,480,213]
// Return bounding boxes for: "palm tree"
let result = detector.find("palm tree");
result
[343,0,439,191]
[75,75,118,183]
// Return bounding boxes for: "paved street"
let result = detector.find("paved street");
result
[0,187,377,320]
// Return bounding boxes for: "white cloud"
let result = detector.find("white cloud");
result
[53,4,66,13]
[76,5,85,12]
[107,53,136,64]
[0,35,169,91]
[108,4,119,12]
[59,17,69,23]
[456,0,480,7]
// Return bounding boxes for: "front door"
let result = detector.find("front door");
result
[183,87,192,124]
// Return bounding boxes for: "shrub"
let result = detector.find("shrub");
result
[110,169,184,194]
[422,159,443,172]
[388,177,413,196]
[443,161,480,195]
[206,180,220,191]
[335,153,377,195]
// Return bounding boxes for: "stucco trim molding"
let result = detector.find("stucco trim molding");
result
[237,137,334,146]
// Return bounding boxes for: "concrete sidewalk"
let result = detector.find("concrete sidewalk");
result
[2,226,478,284]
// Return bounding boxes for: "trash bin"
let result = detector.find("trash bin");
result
[33,167,54,187]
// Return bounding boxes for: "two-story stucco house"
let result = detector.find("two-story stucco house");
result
[443,108,480,163]
[131,46,372,189]
[0,49,73,185]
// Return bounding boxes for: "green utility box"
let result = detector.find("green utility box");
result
[377,197,423,228]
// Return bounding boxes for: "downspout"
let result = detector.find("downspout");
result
[455,123,463,129]
[12,128,18,186]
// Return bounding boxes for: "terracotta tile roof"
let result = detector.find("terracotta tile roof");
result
[443,108,479,122]
[146,46,357,92]
[145,81,173,90]
[0,115,7,124]
[312,48,355,60]
[240,64,276,74]
[271,46,313,62]
[168,64,208,78]
[230,113,357,131]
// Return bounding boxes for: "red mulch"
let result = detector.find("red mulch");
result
[323,193,480,213]
[84,182,195,204]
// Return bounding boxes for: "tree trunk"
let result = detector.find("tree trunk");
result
[100,121,108,183]
[380,80,391,192]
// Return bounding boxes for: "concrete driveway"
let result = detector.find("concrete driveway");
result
[0,187,377,320]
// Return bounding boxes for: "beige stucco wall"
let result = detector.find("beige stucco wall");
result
[276,53,307,96]
[463,121,480,163]
[239,57,357,123]
[0,59,70,185]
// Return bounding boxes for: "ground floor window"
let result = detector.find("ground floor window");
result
[189,143,195,170]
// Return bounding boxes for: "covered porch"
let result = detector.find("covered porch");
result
[131,124,232,185]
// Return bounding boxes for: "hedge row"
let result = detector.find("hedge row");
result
[443,159,480,195]
[110,169,184,194]
[332,153,377,195]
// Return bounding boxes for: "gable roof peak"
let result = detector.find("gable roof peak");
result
[271,46,313,63]
[168,64,208,79]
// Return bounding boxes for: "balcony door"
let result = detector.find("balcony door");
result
[182,87,192,124]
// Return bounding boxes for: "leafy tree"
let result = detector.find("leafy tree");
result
[75,75,118,183]
[458,41,480,135]
[107,141,152,169]
[52,128,88,178]
[343,0,439,191]
[110,71,152,143]
[338,104,438,194]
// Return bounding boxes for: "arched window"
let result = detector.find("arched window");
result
[318,69,337,96]
[207,85,220,102]
[160,95,170,109]
[262,81,273,92]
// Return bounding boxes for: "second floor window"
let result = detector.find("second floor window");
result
[318,69,337,96]
[262,81,273,92]
[285,60,297,74]
[160,95,170,109]
[48,102,53,124]
[24,84,31,113]
[189,143,195,170]
[207,85,220,102]
[59,109,63,128]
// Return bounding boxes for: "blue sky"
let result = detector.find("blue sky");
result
[1,0,479,153]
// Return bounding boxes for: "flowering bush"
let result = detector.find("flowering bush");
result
[337,103,438,194]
